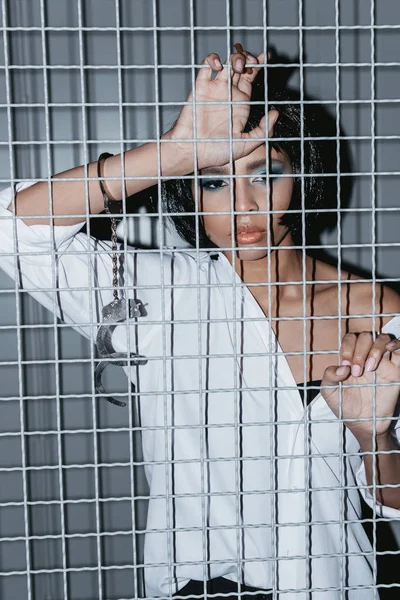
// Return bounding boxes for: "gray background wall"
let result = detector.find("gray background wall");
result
[0,1,399,599]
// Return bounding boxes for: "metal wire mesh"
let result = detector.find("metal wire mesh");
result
[0,1,399,599]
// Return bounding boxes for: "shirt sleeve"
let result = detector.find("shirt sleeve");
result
[0,182,189,347]
[355,315,400,518]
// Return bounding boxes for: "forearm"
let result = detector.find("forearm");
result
[358,431,400,510]
[10,138,192,227]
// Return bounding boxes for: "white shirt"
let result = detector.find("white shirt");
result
[0,183,399,599]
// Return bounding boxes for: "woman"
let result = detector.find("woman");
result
[0,46,399,599]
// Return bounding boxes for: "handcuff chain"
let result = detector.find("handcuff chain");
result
[97,152,120,303]
[95,152,147,407]
[110,216,119,302]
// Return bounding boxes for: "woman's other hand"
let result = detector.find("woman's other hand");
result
[163,45,279,171]
[321,332,400,442]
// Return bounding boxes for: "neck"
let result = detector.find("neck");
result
[232,250,316,319]
[237,250,304,285]
[228,235,306,284]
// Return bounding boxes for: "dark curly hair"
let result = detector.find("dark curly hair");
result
[161,67,338,249]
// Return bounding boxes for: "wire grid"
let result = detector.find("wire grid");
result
[0,0,399,599]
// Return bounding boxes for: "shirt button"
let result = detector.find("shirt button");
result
[291,486,297,490]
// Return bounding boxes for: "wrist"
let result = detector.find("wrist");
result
[101,137,195,202]
[354,429,395,453]
[161,131,195,175]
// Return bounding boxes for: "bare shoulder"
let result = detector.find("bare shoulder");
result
[346,277,400,332]
[312,258,400,331]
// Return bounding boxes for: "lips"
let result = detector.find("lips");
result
[235,225,265,235]
[234,224,267,245]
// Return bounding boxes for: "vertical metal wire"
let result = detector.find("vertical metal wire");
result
[334,1,346,598]
[369,1,379,598]
[151,1,174,597]
[297,1,311,596]
[188,0,210,592]
[1,1,32,597]
[38,1,69,597]
[114,1,141,596]
[223,0,244,592]
[262,2,278,596]
[76,2,104,597]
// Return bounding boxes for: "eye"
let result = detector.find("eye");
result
[199,178,228,191]
[253,165,284,184]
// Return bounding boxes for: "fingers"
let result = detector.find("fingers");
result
[387,338,400,367]
[197,53,223,81]
[246,110,279,145]
[237,53,262,91]
[386,337,400,352]
[234,43,254,74]
[267,110,279,137]
[233,44,267,88]
[323,364,350,386]
[364,334,400,372]
[215,44,265,83]
[340,332,365,377]
[198,46,269,83]
[339,332,400,377]
[216,48,248,82]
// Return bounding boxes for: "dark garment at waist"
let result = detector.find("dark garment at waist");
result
[174,577,272,600]
[297,379,322,405]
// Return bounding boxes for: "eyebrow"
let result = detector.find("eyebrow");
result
[200,158,284,176]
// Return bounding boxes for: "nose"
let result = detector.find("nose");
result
[234,177,259,214]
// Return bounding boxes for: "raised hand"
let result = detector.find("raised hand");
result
[164,45,279,171]
[321,332,400,441]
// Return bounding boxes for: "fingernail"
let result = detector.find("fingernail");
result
[336,366,347,376]
[215,59,222,69]
[387,340,397,349]
[341,360,352,366]
[365,357,376,372]
[351,365,362,377]
[236,58,245,71]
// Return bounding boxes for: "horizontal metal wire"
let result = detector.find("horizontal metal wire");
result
[2,207,400,220]
[3,98,400,109]
[0,427,398,444]
[2,350,400,368]
[0,276,399,292]
[0,553,396,572]
[0,408,399,435]
[0,504,396,530]
[0,525,399,544]
[2,61,400,70]
[2,136,400,147]
[0,444,399,472]
[1,386,399,403]
[4,171,400,185]
[0,563,397,591]
[2,347,400,366]
[2,24,400,31]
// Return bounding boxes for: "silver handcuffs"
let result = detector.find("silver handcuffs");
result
[94,153,147,407]
[95,298,147,407]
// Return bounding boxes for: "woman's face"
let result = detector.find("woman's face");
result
[196,145,294,262]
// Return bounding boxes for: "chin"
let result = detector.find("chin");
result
[238,248,270,260]
[224,247,270,262]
